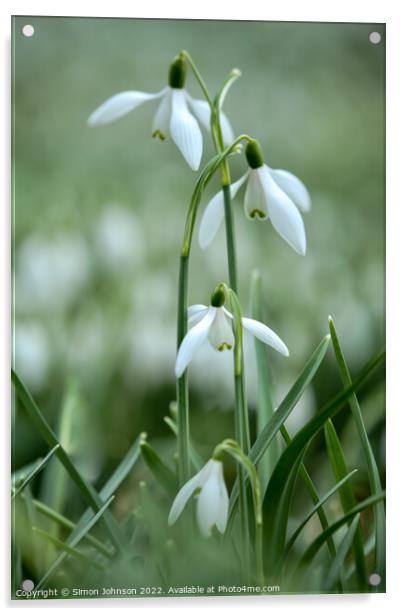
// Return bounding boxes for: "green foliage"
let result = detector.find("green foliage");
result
[12,20,385,598]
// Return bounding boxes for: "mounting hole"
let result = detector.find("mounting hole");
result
[369,31,381,45]
[22,579,34,591]
[369,573,381,586]
[22,24,35,38]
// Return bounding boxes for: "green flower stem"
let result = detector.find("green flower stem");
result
[214,439,264,585]
[183,52,254,574]
[179,50,214,107]
[176,255,190,484]
[177,57,254,574]
[224,285,253,578]
[176,140,246,485]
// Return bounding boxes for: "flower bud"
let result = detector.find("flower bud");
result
[168,56,187,89]
[245,139,264,169]
[210,284,226,308]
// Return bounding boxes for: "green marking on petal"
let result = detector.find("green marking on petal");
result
[217,343,233,352]
[250,209,267,220]
[152,129,166,141]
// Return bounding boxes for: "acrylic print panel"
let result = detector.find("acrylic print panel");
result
[11,16,385,600]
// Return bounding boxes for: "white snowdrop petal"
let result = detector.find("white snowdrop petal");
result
[170,89,203,170]
[270,168,311,213]
[242,317,289,356]
[258,166,307,255]
[152,89,172,136]
[220,111,235,146]
[188,304,209,327]
[175,308,216,377]
[215,466,229,534]
[230,172,250,197]
[188,97,234,146]
[196,465,223,537]
[198,192,225,249]
[244,169,269,220]
[187,97,210,130]
[188,304,208,318]
[207,308,235,351]
[88,90,163,126]
[168,470,204,526]
[198,172,249,249]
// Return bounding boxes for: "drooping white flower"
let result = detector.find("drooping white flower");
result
[199,139,310,254]
[175,289,289,378]
[88,56,234,171]
[168,458,229,537]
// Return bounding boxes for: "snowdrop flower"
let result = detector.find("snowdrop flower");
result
[175,286,288,378]
[88,56,234,171]
[168,458,229,537]
[199,139,310,254]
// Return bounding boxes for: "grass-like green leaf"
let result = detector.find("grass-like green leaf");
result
[324,419,367,589]
[292,491,385,587]
[345,534,376,581]
[12,369,128,554]
[28,497,114,558]
[98,431,145,501]
[250,270,279,492]
[12,445,60,500]
[262,349,385,575]
[323,514,361,592]
[12,459,43,485]
[329,317,385,586]
[280,425,339,572]
[227,335,330,528]
[164,415,204,471]
[283,468,358,562]
[34,430,144,583]
[140,437,178,495]
[33,527,105,570]
[35,496,115,588]
[39,381,80,525]
[23,485,43,575]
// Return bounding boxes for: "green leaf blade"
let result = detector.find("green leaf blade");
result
[329,317,386,586]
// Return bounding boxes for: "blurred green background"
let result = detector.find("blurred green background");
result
[12,17,385,525]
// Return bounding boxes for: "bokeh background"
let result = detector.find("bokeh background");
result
[12,18,385,528]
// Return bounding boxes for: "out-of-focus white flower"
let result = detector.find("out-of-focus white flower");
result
[16,233,92,312]
[199,139,310,255]
[168,459,229,537]
[94,203,145,270]
[175,291,288,378]
[14,322,49,391]
[88,56,233,171]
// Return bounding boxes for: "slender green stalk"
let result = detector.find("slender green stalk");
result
[214,439,264,585]
[204,58,252,576]
[176,255,190,484]
[226,286,252,578]
[180,50,214,107]
[175,139,247,485]
[222,182,238,289]
[179,55,253,578]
